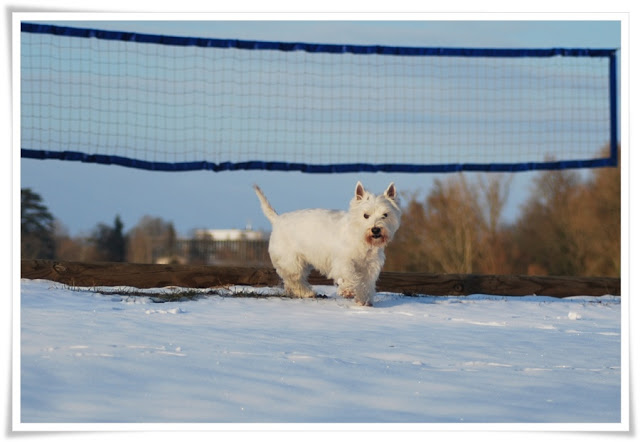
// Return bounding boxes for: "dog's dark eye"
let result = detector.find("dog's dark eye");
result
[363,214,370,219]
[383,213,388,218]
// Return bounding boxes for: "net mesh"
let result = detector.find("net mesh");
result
[20,23,617,173]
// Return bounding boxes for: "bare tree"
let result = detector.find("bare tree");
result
[360,151,619,278]
[385,193,430,272]
[426,175,481,273]
[127,216,177,263]
[476,174,513,274]
[568,146,621,276]
[513,168,583,275]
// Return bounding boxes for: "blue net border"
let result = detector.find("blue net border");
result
[21,149,617,174]
[21,22,616,58]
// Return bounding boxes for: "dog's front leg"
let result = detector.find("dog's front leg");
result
[335,260,378,306]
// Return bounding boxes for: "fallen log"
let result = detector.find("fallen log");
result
[21,259,620,298]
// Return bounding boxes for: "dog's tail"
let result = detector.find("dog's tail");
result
[253,185,278,224]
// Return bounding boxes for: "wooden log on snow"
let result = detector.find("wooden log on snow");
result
[20,259,292,289]
[378,272,620,297]
[20,259,620,297]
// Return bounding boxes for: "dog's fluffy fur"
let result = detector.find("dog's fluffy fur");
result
[254,182,400,306]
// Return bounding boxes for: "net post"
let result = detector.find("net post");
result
[609,51,619,166]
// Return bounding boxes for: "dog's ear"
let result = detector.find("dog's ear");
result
[355,181,366,200]
[385,182,397,200]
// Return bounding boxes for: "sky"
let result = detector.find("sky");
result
[18,15,622,237]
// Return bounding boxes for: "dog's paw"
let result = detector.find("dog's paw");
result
[338,289,355,299]
[354,298,373,307]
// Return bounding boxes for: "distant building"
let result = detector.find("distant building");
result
[193,228,268,241]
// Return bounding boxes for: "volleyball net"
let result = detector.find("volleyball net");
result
[20,22,618,173]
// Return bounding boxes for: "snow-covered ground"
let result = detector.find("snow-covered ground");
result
[17,278,623,429]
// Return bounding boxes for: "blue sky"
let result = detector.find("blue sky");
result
[19,17,621,236]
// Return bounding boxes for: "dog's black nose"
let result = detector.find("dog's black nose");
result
[371,227,381,236]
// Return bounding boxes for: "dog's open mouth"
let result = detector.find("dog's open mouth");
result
[366,230,387,246]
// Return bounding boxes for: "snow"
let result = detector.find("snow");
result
[17,279,623,429]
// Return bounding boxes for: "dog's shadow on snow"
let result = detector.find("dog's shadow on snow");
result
[313,287,444,309]
[371,293,441,308]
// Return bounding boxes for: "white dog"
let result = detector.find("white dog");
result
[254,182,401,306]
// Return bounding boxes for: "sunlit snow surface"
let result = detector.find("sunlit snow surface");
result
[20,279,621,424]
